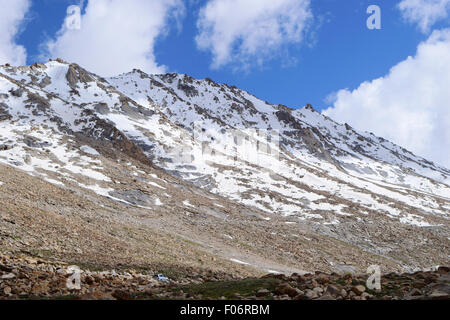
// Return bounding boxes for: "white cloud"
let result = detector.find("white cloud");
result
[323,29,450,169]
[0,0,30,66]
[42,0,185,76]
[398,0,450,33]
[195,0,313,69]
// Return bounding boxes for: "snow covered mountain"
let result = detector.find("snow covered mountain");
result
[109,69,450,225]
[0,59,449,273]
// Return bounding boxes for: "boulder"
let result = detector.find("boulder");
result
[274,283,300,297]
[256,289,270,297]
[437,266,449,274]
[429,290,449,300]
[1,273,16,280]
[325,285,341,296]
[352,285,366,295]
[9,88,25,98]
[305,289,319,299]
[0,103,12,121]
[408,288,422,297]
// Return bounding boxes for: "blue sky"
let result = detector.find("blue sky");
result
[14,0,436,110]
[1,0,450,167]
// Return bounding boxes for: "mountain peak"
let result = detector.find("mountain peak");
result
[304,103,317,112]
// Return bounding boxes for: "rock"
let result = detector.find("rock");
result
[343,273,353,280]
[1,273,16,280]
[85,275,95,285]
[293,294,308,300]
[290,273,304,282]
[437,266,449,274]
[311,280,320,287]
[38,76,52,88]
[408,288,422,297]
[31,282,49,295]
[26,258,38,264]
[66,64,94,89]
[361,292,373,300]
[24,155,31,165]
[413,281,426,289]
[352,285,366,295]
[305,290,319,299]
[325,285,341,296]
[0,144,13,151]
[56,268,66,275]
[340,289,348,298]
[0,264,13,272]
[0,103,12,121]
[313,287,324,294]
[4,286,12,295]
[274,283,300,297]
[292,288,304,297]
[316,274,329,285]
[256,289,270,297]
[429,290,449,300]
[9,88,25,98]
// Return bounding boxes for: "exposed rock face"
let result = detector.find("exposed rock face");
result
[23,135,52,148]
[177,80,199,98]
[9,87,25,98]
[275,110,296,124]
[38,76,52,88]
[25,92,51,115]
[0,103,11,121]
[66,63,95,89]
[77,113,152,166]
[94,103,110,115]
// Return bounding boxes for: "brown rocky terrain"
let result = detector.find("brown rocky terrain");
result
[0,252,448,300]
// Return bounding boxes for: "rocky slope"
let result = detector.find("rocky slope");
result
[0,59,449,284]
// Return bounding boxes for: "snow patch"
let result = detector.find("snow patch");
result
[230,259,250,266]
[80,145,100,156]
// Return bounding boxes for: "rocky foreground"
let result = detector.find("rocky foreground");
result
[0,253,448,300]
